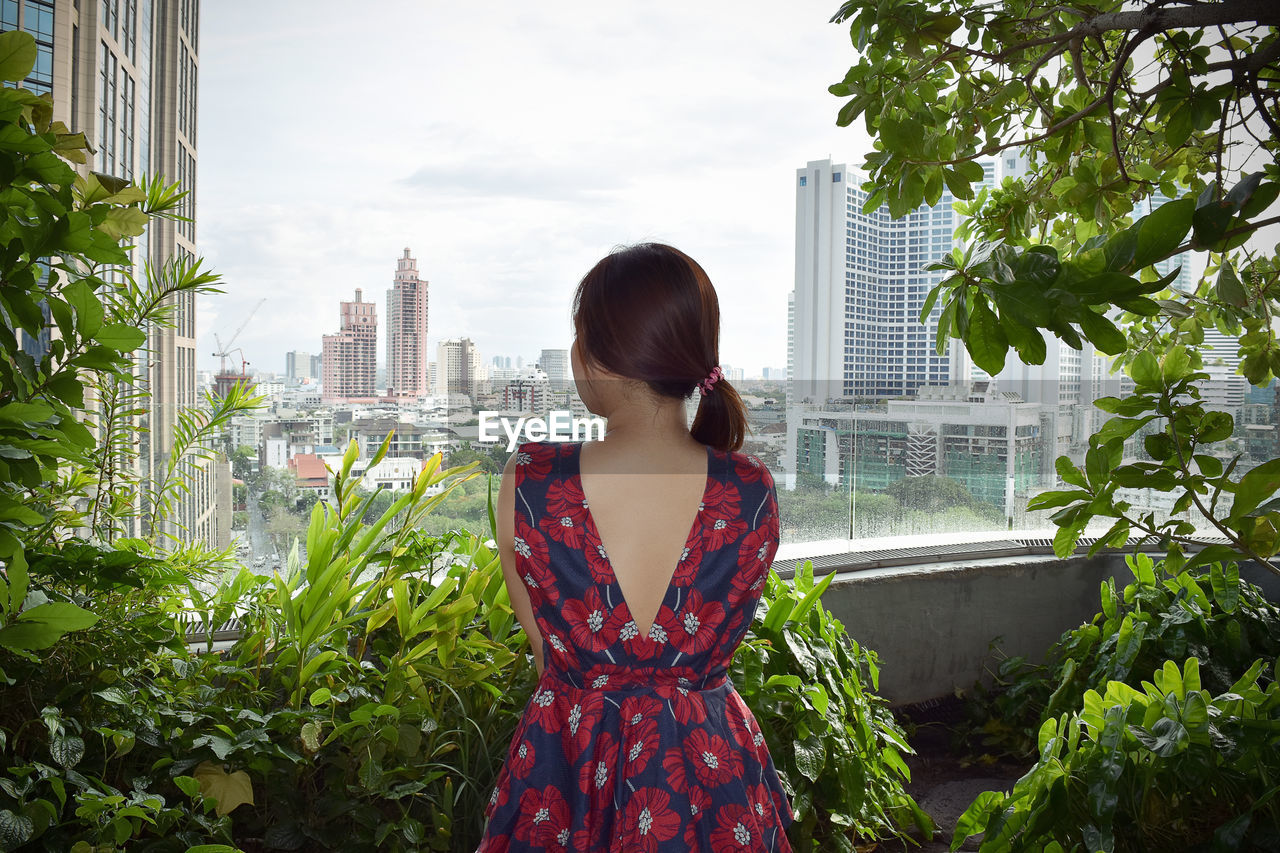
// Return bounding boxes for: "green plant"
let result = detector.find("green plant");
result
[828,0,1280,570]
[952,656,1280,851]
[971,553,1280,759]
[732,561,933,851]
[0,25,255,658]
[175,444,536,852]
[0,542,238,851]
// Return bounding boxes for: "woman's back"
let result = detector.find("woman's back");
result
[478,440,792,852]
[576,436,709,637]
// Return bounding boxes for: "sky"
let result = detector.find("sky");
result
[195,1,871,377]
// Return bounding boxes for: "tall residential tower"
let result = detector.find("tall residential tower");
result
[386,248,429,401]
[321,289,378,402]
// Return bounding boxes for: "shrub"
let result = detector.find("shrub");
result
[972,553,1280,758]
[734,562,933,852]
[953,656,1280,851]
[957,554,1280,850]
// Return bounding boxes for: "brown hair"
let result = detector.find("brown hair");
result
[572,243,747,452]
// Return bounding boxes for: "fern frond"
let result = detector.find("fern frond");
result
[146,381,265,538]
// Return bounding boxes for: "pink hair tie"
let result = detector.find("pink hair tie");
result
[699,366,724,394]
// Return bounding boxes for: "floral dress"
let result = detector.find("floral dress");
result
[477,441,793,853]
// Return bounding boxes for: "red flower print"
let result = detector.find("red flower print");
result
[583,524,613,583]
[513,442,554,486]
[560,690,604,761]
[734,454,766,483]
[688,785,711,817]
[547,477,588,522]
[620,693,663,727]
[539,478,588,548]
[514,786,570,847]
[563,585,625,652]
[525,685,562,732]
[475,830,508,853]
[513,518,558,604]
[541,628,570,664]
[656,682,708,725]
[622,788,681,853]
[618,618,655,658]
[710,803,761,851]
[577,731,618,800]
[623,716,659,777]
[737,524,776,579]
[646,616,671,646]
[700,478,748,551]
[509,738,536,779]
[658,589,726,656]
[684,728,740,788]
[704,515,748,552]
[662,746,690,793]
[701,479,742,521]
[725,692,755,749]
[683,786,711,847]
[726,692,768,757]
[571,824,606,853]
[485,768,509,817]
[669,523,704,587]
[747,781,774,825]
[545,824,572,853]
[714,610,749,662]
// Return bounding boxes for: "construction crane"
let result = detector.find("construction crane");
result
[212,298,266,375]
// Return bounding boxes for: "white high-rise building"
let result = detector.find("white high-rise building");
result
[538,348,570,391]
[792,159,995,402]
[436,338,482,402]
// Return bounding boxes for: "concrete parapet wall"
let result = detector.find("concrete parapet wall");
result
[819,554,1134,706]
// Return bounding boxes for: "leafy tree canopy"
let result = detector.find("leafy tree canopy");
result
[829,1,1280,569]
[831,0,1278,237]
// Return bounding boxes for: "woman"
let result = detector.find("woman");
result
[478,243,792,852]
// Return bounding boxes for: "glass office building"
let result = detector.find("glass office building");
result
[1,1,221,547]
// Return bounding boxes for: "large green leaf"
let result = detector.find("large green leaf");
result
[193,761,255,817]
[16,601,99,632]
[0,32,36,83]
[1078,310,1126,354]
[966,298,1008,375]
[94,323,146,352]
[1133,198,1194,269]
[1230,458,1280,520]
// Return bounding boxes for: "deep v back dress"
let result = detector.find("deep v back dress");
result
[477,441,793,853]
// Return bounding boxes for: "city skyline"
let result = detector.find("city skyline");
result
[194,1,871,378]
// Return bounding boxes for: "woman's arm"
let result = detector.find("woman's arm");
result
[497,452,544,677]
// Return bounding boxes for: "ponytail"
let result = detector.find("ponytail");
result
[574,243,747,451]
[691,378,747,452]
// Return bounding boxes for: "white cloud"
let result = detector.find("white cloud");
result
[196,0,871,375]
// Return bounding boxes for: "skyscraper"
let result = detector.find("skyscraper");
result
[792,159,971,402]
[321,289,378,402]
[2,1,216,546]
[437,338,481,401]
[538,348,569,391]
[790,157,1030,402]
[386,248,429,401]
[285,350,315,382]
